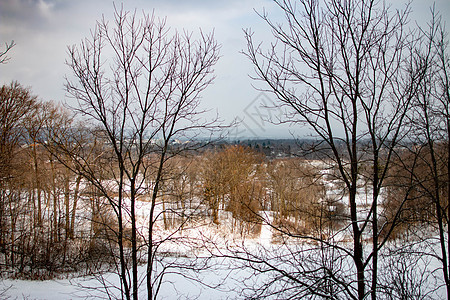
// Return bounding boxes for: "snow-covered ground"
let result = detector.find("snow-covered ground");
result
[3,242,446,299]
[2,261,248,299]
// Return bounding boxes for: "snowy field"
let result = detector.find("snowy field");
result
[2,249,446,299]
[1,211,275,299]
[2,237,447,299]
[2,261,247,299]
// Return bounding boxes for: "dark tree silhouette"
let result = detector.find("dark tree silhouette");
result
[62,5,219,300]
[241,0,426,298]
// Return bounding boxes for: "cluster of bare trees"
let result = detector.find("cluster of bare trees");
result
[198,145,336,239]
[0,82,91,278]
[200,145,265,230]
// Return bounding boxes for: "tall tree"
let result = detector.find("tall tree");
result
[242,0,424,298]
[61,5,219,300]
[398,8,450,298]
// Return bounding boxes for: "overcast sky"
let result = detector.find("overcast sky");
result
[1,0,449,139]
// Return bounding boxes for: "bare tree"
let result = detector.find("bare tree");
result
[61,5,219,300]
[242,0,424,298]
[396,7,450,298]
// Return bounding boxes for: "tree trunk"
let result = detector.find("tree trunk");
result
[50,156,59,243]
[446,119,450,299]
[118,171,131,300]
[64,168,70,240]
[130,178,138,300]
[33,143,42,226]
[70,174,81,239]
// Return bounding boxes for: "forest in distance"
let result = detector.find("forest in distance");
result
[1,0,450,299]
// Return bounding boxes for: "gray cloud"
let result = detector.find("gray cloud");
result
[0,0,59,29]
